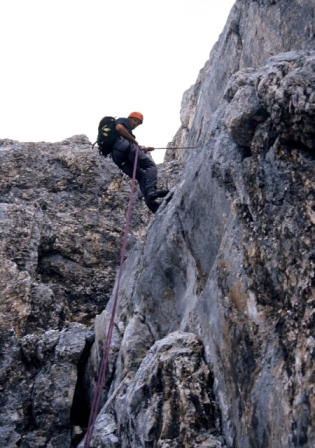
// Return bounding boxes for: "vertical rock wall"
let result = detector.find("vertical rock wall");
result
[167,0,315,163]
[1,0,315,447]
[85,1,315,447]
[0,134,181,446]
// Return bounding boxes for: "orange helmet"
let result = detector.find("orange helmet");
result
[128,112,143,123]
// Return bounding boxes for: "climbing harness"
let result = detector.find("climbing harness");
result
[84,146,140,448]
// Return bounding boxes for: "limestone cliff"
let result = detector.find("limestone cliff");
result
[0,136,180,447]
[1,0,315,447]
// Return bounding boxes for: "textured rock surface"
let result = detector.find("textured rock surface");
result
[80,332,222,448]
[86,1,315,447]
[166,0,315,163]
[1,0,315,447]
[0,136,180,446]
[0,135,153,329]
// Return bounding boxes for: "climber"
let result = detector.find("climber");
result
[112,112,169,213]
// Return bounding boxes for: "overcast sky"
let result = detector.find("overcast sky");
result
[1,0,235,162]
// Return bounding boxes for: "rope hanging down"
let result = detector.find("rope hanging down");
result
[84,146,140,448]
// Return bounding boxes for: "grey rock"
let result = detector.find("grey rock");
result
[36,329,60,362]
[167,0,315,164]
[0,135,152,330]
[32,324,87,430]
[1,1,315,447]
[224,75,268,146]
[80,413,119,448]
[0,427,21,448]
[0,132,178,446]
[81,332,222,448]
[224,50,315,153]
[83,310,122,411]
[117,331,221,448]
[89,2,315,445]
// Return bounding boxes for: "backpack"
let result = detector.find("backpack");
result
[93,116,118,157]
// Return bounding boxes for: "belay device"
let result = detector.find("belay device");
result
[93,116,118,157]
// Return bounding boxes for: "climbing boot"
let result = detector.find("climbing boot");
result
[155,188,169,198]
[145,187,169,204]
[147,200,160,214]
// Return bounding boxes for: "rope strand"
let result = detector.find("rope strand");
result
[153,146,196,150]
[84,146,140,448]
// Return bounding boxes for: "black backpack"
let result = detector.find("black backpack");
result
[93,116,118,157]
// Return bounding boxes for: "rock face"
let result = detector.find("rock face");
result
[82,332,222,448]
[0,136,180,446]
[167,0,315,163]
[1,0,315,447]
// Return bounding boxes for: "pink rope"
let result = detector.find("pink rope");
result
[84,145,140,447]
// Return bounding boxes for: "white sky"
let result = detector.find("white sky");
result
[0,0,235,163]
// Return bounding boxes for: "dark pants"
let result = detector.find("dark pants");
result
[112,139,158,199]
